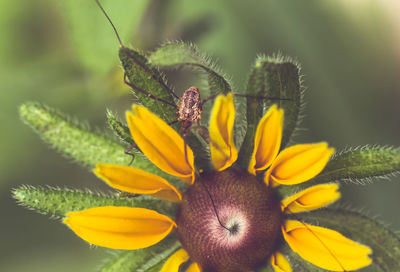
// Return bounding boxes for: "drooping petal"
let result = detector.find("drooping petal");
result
[160,248,190,272]
[126,106,195,184]
[266,143,335,186]
[209,93,238,171]
[270,251,292,272]
[94,164,181,202]
[281,184,340,213]
[186,262,202,272]
[282,220,372,271]
[63,206,176,250]
[248,105,283,175]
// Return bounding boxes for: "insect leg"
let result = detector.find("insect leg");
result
[200,92,293,108]
[94,0,181,100]
[198,178,231,232]
[181,122,193,168]
[123,74,177,107]
[234,93,292,101]
[124,144,138,166]
[200,93,219,107]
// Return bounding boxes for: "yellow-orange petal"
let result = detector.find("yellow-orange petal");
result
[282,220,372,271]
[160,248,190,272]
[281,183,340,213]
[209,93,238,171]
[248,105,283,175]
[270,251,292,272]
[63,206,176,250]
[186,262,202,272]
[266,143,335,186]
[126,106,195,184]
[94,164,181,202]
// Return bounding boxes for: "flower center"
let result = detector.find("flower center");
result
[176,168,282,272]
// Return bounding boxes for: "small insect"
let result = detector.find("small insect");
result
[95,0,289,164]
[94,2,347,270]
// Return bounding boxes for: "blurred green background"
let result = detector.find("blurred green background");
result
[1,0,399,271]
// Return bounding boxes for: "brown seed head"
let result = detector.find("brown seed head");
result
[176,168,282,272]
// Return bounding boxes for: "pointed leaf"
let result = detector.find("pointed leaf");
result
[100,237,180,272]
[238,55,303,169]
[19,102,183,189]
[13,186,176,218]
[106,109,135,146]
[148,41,232,96]
[298,208,400,271]
[19,102,131,167]
[119,47,178,127]
[314,146,400,184]
[148,42,235,142]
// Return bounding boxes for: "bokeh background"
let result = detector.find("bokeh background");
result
[1,0,399,271]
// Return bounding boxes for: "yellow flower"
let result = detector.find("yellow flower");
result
[63,93,372,272]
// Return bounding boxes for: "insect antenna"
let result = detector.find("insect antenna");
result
[200,93,292,108]
[198,178,232,232]
[94,0,123,47]
[283,206,348,271]
[94,0,180,100]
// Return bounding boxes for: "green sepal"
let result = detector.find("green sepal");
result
[255,262,274,271]
[147,42,228,171]
[106,109,135,146]
[12,186,177,218]
[19,102,131,167]
[315,145,400,184]
[298,208,400,271]
[119,47,178,129]
[100,236,180,272]
[119,46,210,170]
[148,41,232,96]
[237,55,303,169]
[19,102,186,191]
[277,146,400,198]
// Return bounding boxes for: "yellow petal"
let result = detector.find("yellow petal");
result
[248,105,283,175]
[209,93,238,171]
[270,251,292,272]
[282,220,372,271]
[126,106,195,184]
[63,206,176,250]
[94,164,181,202]
[266,143,335,186]
[160,248,190,272]
[281,183,340,213]
[186,262,202,272]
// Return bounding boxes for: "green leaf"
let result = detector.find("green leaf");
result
[119,47,178,128]
[20,102,131,167]
[19,102,185,190]
[106,109,134,146]
[298,208,400,271]
[255,263,274,272]
[146,42,231,171]
[13,186,177,218]
[58,0,150,75]
[277,146,400,198]
[314,146,400,184]
[100,237,180,272]
[148,41,232,96]
[238,55,303,169]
